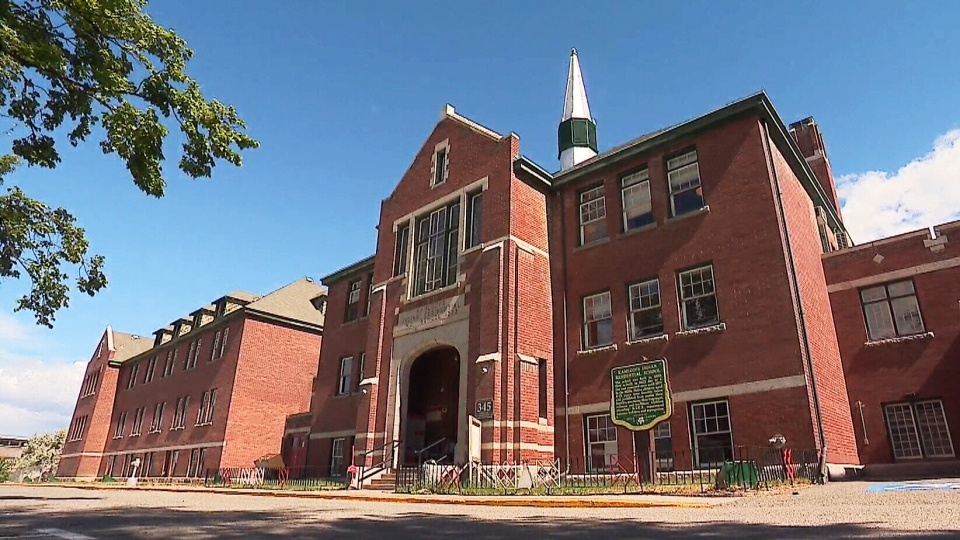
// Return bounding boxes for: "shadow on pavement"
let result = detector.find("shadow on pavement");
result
[0,495,102,501]
[0,506,956,539]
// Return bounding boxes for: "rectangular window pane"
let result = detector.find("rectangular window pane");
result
[914,401,955,458]
[690,400,733,468]
[679,266,719,329]
[467,192,483,248]
[394,224,410,276]
[621,172,653,231]
[583,292,613,348]
[629,279,663,339]
[890,296,924,335]
[884,403,923,459]
[585,414,617,472]
[861,280,923,340]
[579,186,607,245]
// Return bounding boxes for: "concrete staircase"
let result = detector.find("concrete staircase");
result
[363,470,396,491]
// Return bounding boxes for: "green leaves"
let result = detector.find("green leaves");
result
[12,429,67,479]
[0,0,257,326]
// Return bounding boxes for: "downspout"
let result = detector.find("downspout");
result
[761,119,828,483]
[481,240,506,459]
[557,190,572,472]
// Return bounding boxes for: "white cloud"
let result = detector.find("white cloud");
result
[0,313,86,437]
[838,129,960,243]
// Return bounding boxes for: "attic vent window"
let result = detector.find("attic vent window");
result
[431,141,449,187]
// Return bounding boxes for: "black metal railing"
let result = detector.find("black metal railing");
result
[357,439,401,488]
[204,466,348,490]
[394,445,821,495]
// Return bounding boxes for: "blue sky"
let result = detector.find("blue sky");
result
[2,1,959,436]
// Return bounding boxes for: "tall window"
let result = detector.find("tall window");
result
[143,357,157,384]
[344,279,361,322]
[114,411,127,439]
[667,150,704,216]
[628,279,663,339]
[579,185,606,245]
[185,339,201,370]
[211,327,229,360]
[690,400,734,468]
[582,291,613,349]
[172,396,189,430]
[860,280,925,341]
[538,359,548,420]
[678,265,719,330]
[355,353,365,392]
[432,147,448,186]
[653,422,674,472]
[585,414,617,472]
[127,364,139,389]
[69,415,88,442]
[162,350,176,378]
[337,357,353,396]
[330,438,346,477]
[150,402,165,432]
[197,389,217,425]
[621,169,654,231]
[884,400,954,460]
[413,202,460,296]
[364,274,374,317]
[131,407,145,436]
[466,190,483,249]
[187,448,206,478]
[81,370,100,397]
[394,224,410,276]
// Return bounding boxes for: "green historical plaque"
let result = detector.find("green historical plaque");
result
[610,359,672,431]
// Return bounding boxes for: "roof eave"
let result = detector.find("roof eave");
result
[320,255,376,284]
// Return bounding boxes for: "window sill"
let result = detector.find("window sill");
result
[130,433,140,438]
[112,436,123,440]
[404,282,460,305]
[665,205,710,224]
[573,237,610,253]
[675,322,726,337]
[865,331,934,347]
[148,429,161,434]
[618,222,658,239]
[195,422,213,427]
[461,244,483,258]
[170,427,185,432]
[577,344,618,356]
[626,333,669,346]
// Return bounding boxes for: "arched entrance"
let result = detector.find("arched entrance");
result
[402,346,460,465]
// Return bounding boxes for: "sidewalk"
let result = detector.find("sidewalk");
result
[11,482,723,509]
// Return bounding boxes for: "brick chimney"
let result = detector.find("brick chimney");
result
[789,117,842,220]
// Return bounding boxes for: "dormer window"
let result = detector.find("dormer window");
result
[431,141,449,187]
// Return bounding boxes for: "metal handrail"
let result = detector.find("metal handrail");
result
[357,439,401,488]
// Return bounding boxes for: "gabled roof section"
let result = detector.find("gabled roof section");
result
[245,277,326,328]
[320,255,375,285]
[442,104,502,141]
[112,331,152,362]
[548,91,846,234]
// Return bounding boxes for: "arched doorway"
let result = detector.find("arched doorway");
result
[402,346,460,465]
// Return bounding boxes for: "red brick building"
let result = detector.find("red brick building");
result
[57,278,325,480]
[282,50,956,481]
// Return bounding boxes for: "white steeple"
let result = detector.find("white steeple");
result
[558,48,598,171]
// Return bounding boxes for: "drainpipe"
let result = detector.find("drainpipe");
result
[761,119,828,483]
[482,240,506,459]
[557,191,572,472]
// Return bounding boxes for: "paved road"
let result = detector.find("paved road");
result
[1,481,958,539]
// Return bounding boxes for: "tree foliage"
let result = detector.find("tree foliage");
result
[0,0,257,326]
[0,457,13,482]
[13,429,65,479]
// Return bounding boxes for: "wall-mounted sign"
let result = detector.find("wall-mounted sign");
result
[610,358,672,431]
[395,295,465,335]
[475,399,494,420]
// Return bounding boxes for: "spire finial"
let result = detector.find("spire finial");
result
[558,48,597,170]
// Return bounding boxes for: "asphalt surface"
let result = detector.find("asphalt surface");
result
[1,481,959,539]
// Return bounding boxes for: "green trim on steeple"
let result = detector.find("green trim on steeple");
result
[558,117,598,158]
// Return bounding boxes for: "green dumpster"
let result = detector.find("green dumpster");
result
[716,460,759,489]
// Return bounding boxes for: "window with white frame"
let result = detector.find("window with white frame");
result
[585,414,617,472]
[127,363,139,389]
[690,400,734,468]
[653,421,674,472]
[162,350,176,378]
[466,190,483,249]
[143,357,157,384]
[884,400,954,460]
[114,411,127,439]
[364,274,373,317]
[187,448,206,478]
[211,327,229,360]
[582,291,613,349]
[197,389,217,425]
[68,415,88,442]
[394,224,410,277]
[413,202,460,296]
[130,407,145,436]
[80,369,100,397]
[330,437,346,477]
[860,280,925,341]
[579,185,607,245]
[432,146,448,186]
[355,353,365,392]
[628,279,663,340]
[150,402,165,432]
[337,357,353,396]
[667,150,704,216]
[184,339,201,370]
[678,265,719,330]
[344,279,362,322]
[621,169,654,231]
[143,452,154,478]
[171,396,189,430]
[104,455,116,477]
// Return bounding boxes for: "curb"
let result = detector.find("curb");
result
[8,482,713,509]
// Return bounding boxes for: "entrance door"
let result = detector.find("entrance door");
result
[403,346,460,464]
